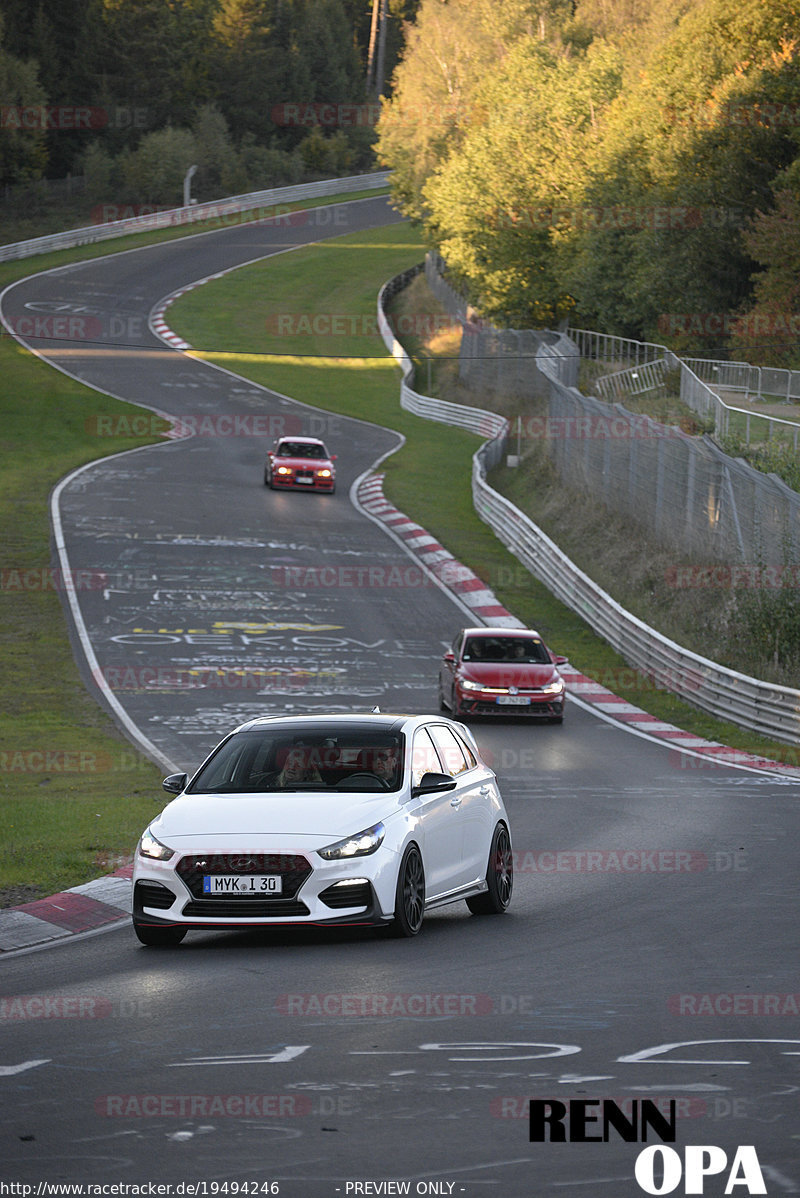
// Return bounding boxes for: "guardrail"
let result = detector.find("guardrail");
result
[378,267,800,746]
[377,269,508,453]
[0,171,390,263]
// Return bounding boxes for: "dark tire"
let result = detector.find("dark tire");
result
[438,682,448,712]
[466,823,513,915]
[133,920,187,947]
[388,845,425,937]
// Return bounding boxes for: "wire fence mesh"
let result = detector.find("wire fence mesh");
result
[424,253,800,566]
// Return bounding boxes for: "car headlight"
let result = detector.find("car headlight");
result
[540,679,565,694]
[316,468,333,478]
[276,466,292,475]
[318,822,385,860]
[138,828,175,861]
[459,678,483,691]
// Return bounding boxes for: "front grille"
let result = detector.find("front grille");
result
[470,700,561,716]
[176,853,312,900]
[319,881,372,910]
[182,898,310,918]
[134,880,176,911]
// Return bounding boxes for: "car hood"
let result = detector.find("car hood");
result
[150,791,394,846]
[459,661,559,687]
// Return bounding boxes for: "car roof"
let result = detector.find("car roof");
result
[276,436,326,446]
[233,712,436,735]
[460,626,542,638]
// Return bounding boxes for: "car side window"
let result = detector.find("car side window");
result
[451,632,463,657]
[411,728,444,787]
[452,731,477,770]
[427,724,471,777]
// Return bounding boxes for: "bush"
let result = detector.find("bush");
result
[120,127,199,206]
[719,434,800,493]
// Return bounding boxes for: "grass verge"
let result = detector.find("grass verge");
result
[166,225,800,767]
[0,186,389,906]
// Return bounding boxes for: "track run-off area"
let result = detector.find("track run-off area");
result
[1,195,798,1195]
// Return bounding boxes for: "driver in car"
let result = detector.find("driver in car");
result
[371,745,400,785]
[270,746,323,788]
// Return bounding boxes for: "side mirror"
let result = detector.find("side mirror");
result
[331,454,338,461]
[442,650,455,663]
[552,654,568,666]
[412,771,457,796]
[162,772,187,795]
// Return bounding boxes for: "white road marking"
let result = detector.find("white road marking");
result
[558,1074,615,1083]
[169,1046,310,1067]
[0,1059,50,1076]
[618,1039,800,1065]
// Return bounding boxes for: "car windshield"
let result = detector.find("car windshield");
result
[186,727,404,793]
[276,441,327,458]
[463,636,550,664]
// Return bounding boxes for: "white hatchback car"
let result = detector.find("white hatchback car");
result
[132,713,513,946]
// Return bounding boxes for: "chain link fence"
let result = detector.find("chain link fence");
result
[538,372,800,564]
[424,253,563,398]
[425,253,800,566]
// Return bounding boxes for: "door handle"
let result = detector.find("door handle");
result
[450,795,463,808]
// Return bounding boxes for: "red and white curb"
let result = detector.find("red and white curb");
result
[357,473,523,628]
[561,669,800,777]
[0,867,131,953]
[149,279,219,350]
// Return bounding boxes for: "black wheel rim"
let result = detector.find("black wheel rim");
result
[494,828,513,906]
[403,850,425,931]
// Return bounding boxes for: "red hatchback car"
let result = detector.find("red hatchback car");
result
[264,436,336,493]
[439,627,567,722]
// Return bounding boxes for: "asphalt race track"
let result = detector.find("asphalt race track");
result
[1,196,799,1195]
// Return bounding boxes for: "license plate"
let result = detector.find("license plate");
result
[295,475,313,484]
[203,875,282,895]
[497,695,532,705]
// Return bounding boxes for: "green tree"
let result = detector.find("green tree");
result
[120,125,198,205]
[729,181,800,366]
[80,139,115,201]
[192,102,247,196]
[376,0,569,222]
[423,38,623,325]
[560,0,800,344]
[0,15,48,186]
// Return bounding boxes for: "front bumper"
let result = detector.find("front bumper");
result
[133,847,395,929]
[131,881,388,924]
[457,693,565,718]
[271,474,334,491]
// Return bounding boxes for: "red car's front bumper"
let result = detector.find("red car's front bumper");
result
[456,691,565,719]
[272,474,335,491]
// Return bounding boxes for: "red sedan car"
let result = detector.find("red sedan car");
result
[439,627,567,722]
[264,436,336,493]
